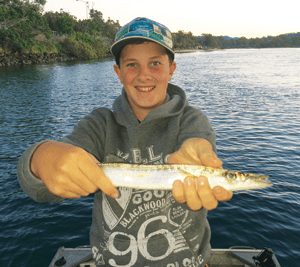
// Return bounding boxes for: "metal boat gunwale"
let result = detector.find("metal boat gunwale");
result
[49,245,281,267]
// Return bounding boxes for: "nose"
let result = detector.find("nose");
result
[137,65,152,82]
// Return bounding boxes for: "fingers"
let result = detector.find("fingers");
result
[66,170,98,195]
[91,167,119,199]
[196,176,218,210]
[167,150,198,165]
[50,176,88,199]
[172,177,205,211]
[212,186,233,202]
[172,176,232,211]
[167,151,185,164]
[167,138,223,168]
[192,139,222,168]
[49,161,119,199]
[78,155,119,199]
[35,142,119,199]
[183,177,202,210]
[199,151,223,169]
[172,180,186,203]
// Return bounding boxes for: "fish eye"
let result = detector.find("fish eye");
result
[227,172,236,180]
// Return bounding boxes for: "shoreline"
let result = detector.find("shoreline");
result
[0,52,79,67]
[0,49,202,67]
[1,47,298,67]
[175,49,199,53]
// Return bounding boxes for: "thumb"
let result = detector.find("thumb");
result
[200,152,223,168]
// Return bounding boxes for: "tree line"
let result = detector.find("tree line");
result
[174,32,300,50]
[1,0,299,60]
[199,33,300,49]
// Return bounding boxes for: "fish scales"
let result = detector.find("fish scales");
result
[97,163,272,191]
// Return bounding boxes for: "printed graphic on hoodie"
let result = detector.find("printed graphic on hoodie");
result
[91,147,205,267]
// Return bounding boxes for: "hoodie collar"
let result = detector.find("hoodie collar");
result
[113,83,188,127]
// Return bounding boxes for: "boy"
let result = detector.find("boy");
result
[18,17,232,267]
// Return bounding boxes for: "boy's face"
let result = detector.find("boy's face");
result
[114,42,176,121]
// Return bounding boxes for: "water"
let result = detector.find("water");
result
[1,48,299,266]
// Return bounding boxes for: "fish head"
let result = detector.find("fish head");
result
[223,170,273,191]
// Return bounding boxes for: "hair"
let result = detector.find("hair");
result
[114,39,174,67]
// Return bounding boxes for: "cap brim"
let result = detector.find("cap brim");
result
[111,36,175,59]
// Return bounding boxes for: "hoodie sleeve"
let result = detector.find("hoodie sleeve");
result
[17,107,112,203]
[17,140,64,203]
[178,106,217,153]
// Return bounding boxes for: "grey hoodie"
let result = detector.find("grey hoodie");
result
[18,83,216,267]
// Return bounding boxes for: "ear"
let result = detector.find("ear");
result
[113,64,122,83]
[168,61,177,81]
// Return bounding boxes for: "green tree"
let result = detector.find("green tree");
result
[236,37,249,46]
[75,19,104,36]
[44,11,61,32]
[55,14,75,35]
[0,0,51,52]
[44,10,77,32]
[22,0,47,4]
[103,17,120,42]
[291,36,300,47]
[35,0,46,5]
[61,35,107,59]
[173,31,199,49]
[202,34,217,48]
[90,9,104,24]
[75,19,91,34]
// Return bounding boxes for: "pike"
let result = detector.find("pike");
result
[97,163,272,191]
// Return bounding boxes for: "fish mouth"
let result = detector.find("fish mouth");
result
[261,179,273,187]
[135,86,156,92]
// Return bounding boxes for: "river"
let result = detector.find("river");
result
[1,48,299,266]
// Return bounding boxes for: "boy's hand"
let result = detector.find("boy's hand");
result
[31,141,119,199]
[167,138,232,210]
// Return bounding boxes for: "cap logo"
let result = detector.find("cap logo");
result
[111,17,174,58]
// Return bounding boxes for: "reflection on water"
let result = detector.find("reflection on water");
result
[1,48,300,267]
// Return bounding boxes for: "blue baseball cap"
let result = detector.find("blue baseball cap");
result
[111,17,174,60]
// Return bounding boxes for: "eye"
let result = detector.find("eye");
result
[127,63,136,67]
[226,172,236,180]
[151,61,161,67]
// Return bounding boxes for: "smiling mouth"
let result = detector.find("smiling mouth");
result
[135,86,155,92]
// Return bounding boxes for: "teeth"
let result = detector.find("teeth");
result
[137,86,155,92]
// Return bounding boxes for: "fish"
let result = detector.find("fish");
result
[97,163,272,191]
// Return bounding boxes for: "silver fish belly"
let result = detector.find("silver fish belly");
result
[97,163,272,191]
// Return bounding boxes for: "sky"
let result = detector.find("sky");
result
[43,0,300,38]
